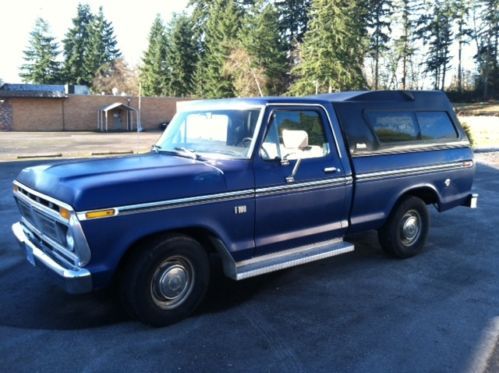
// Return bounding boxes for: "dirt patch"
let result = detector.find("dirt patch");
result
[454,102,499,116]
[459,116,499,149]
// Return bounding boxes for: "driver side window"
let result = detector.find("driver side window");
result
[260,110,330,160]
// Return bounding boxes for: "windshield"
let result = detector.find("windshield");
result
[155,107,262,159]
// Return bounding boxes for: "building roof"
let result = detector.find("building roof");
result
[99,102,137,112]
[0,83,68,98]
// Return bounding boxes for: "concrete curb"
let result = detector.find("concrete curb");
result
[90,150,134,156]
[3,150,148,162]
[474,148,499,153]
[17,153,62,159]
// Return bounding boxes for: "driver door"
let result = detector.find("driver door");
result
[253,106,349,255]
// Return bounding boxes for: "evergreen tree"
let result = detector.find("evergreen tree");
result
[195,0,242,98]
[165,14,198,97]
[366,0,393,89]
[453,0,472,93]
[275,0,311,46]
[242,1,289,95]
[394,0,416,90]
[188,0,250,52]
[63,3,94,85]
[187,0,215,55]
[20,18,62,84]
[290,0,366,95]
[188,0,216,30]
[472,0,498,98]
[417,0,454,90]
[87,7,121,80]
[140,15,169,96]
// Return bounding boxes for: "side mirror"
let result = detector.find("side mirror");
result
[280,152,298,166]
[285,157,302,183]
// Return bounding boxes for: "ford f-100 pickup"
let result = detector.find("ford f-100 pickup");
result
[11,90,478,326]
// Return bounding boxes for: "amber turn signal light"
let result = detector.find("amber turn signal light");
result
[59,207,71,220]
[85,209,116,219]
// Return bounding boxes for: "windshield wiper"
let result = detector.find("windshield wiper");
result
[152,144,162,153]
[174,147,202,160]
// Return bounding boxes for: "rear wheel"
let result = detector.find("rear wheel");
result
[120,234,210,327]
[379,196,430,258]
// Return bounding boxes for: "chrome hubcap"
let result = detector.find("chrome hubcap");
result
[400,210,421,246]
[159,265,188,298]
[151,256,194,310]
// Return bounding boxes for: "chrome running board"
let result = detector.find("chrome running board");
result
[232,238,354,280]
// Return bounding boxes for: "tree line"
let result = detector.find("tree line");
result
[20,4,122,89]
[19,0,498,99]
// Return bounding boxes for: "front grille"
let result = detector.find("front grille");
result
[13,182,89,267]
[16,187,60,214]
[37,212,60,242]
[13,183,81,266]
[16,199,66,245]
[18,201,34,223]
[23,224,75,268]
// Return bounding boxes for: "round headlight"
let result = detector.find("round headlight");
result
[66,230,75,251]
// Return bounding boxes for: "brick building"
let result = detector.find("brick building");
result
[0,84,185,132]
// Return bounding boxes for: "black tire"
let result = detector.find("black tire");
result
[120,234,210,327]
[378,196,430,258]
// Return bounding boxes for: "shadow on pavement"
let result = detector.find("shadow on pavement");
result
[0,236,379,331]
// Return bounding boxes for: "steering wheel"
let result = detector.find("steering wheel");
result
[259,145,270,160]
[238,137,253,147]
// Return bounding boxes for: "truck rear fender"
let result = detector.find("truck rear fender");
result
[386,184,442,220]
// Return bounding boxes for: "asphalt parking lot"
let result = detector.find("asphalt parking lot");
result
[0,131,162,161]
[1,154,498,372]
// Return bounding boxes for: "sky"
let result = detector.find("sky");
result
[0,0,189,83]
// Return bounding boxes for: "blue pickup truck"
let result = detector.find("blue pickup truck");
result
[12,91,477,326]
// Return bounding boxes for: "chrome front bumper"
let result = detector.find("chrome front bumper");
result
[11,222,92,294]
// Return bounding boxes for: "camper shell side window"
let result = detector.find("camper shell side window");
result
[365,110,459,146]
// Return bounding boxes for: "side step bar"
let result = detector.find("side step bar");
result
[232,238,354,280]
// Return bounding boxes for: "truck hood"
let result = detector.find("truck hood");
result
[15,153,228,211]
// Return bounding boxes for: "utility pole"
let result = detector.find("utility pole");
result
[137,82,143,132]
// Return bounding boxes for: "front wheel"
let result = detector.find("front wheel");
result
[120,234,210,327]
[379,196,430,258]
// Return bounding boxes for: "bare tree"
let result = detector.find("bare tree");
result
[223,47,267,97]
[92,58,139,96]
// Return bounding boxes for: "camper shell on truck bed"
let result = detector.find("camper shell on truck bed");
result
[316,90,473,233]
[11,90,477,326]
[318,90,468,155]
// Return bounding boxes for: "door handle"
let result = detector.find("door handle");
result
[324,166,340,173]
